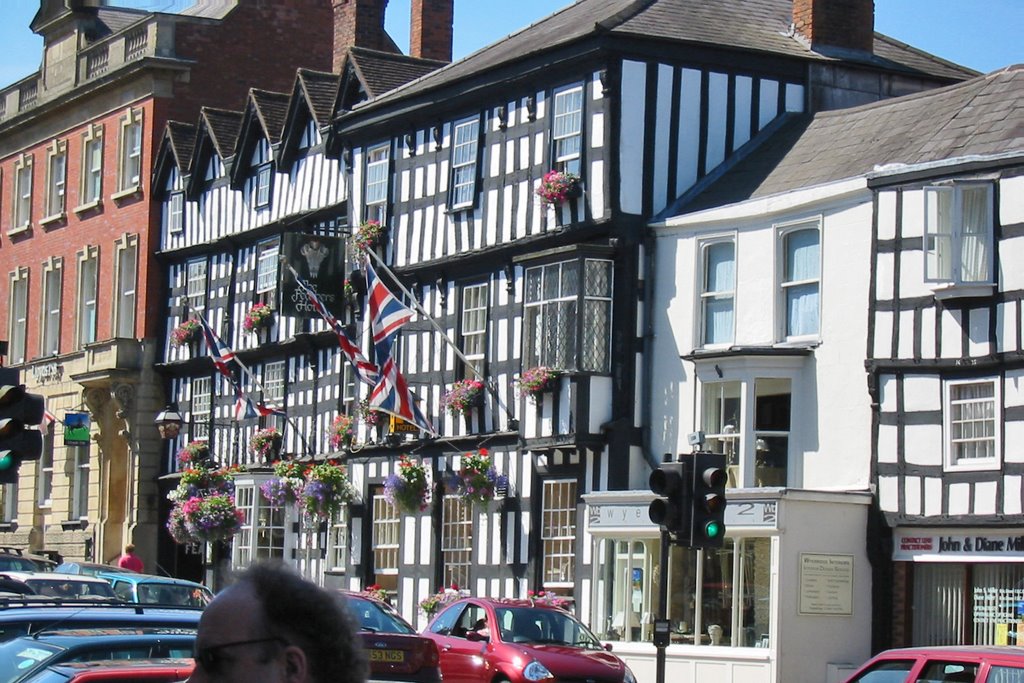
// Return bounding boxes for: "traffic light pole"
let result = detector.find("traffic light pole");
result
[655,527,669,683]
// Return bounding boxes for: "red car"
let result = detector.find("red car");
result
[843,646,1024,682]
[342,591,442,682]
[421,597,637,683]
[21,658,194,682]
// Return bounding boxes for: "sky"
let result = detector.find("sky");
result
[0,0,1020,87]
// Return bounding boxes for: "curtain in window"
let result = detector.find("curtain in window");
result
[960,186,990,282]
[785,230,819,337]
[913,563,965,646]
[704,243,734,345]
[925,188,954,280]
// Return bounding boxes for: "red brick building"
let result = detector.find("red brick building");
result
[0,0,335,568]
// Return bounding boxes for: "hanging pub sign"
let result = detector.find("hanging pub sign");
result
[63,412,91,446]
[281,233,347,319]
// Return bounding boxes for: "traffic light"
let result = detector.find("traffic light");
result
[0,368,45,485]
[690,451,727,548]
[648,459,691,542]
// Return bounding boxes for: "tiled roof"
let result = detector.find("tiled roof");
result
[296,69,342,127]
[249,89,291,145]
[357,0,977,111]
[199,108,243,159]
[679,64,1024,212]
[165,121,197,173]
[347,47,447,99]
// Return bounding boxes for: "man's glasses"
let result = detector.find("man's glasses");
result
[193,636,286,674]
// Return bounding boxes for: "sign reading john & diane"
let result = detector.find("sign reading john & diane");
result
[894,528,1024,562]
[282,234,347,319]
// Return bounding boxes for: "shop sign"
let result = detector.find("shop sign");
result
[588,503,650,529]
[31,363,63,385]
[587,499,779,530]
[725,500,778,529]
[798,553,855,616]
[893,528,1024,562]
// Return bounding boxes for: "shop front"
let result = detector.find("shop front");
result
[892,528,1024,647]
[584,487,874,683]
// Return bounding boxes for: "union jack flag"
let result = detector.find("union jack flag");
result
[368,357,434,435]
[195,313,237,380]
[231,382,286,422]
[365,261,413,365]
[291,271,379,386]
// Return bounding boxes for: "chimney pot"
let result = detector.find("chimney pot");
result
[410,0,453,63]
[792,0,874,54]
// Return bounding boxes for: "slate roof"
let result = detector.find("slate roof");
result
[346,47,447,99]
[248,89,291,145]
[678,64,1024,213]
[199,108,243,160]
[357,0,977,111]
[295,69,343,127]
[164,121,197,174]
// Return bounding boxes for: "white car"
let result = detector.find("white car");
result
[0,572,118,601]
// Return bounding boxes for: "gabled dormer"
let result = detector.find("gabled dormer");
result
[228,90,290,200]
[152,121,196,240]
[334,47,445,114]
[278,69,342,168]
[185,107,242,199]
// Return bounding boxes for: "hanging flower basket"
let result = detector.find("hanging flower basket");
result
[249,427,282,460]
[419,585,463,618]
[352,219,385,252]
[329,414,355,450]
[535,170,581,205]
[300,460,356,520]
[259,460,305,508]
[168,465,239,503]
[516,366,563,401]
[447,448,508,507]
[359,399,384,427]
[179,493,245,544]
[170,319,202,348]
[441,379,485,415]
[384,455,430,514]
[243,302,274,333]
[176,440,210,468]
[166,505,191,545]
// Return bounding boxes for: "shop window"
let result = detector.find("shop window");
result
[114,235,137,339]
[364,143,389,224]
[372,488,399,594]
[460,283,488,377]
[778,221,820,340]
[541,479,577,588]
[77,247,98,348]
[45,140,66,219]
[944,378,999,471]
[190,376,211,441]
[186,259,207,312]
[234,482,286,568]
[8,268,28,364]
[40,259,62,356]
[450,117,479,209]
[912,562,1024,647]
[327,506,350,572]
[523,257,611,372]
[924,183,993,287]
[700,240,735,347]
[551,85,583,176]
[442,495,473,589]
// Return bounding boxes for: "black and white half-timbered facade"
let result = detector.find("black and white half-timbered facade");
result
[651,65,1023,678]
[153,0,979,679]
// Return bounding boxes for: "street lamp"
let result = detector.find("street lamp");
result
[155,405,183,440]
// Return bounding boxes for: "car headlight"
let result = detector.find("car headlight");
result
[523,660,554,681]
[623,666,638,683]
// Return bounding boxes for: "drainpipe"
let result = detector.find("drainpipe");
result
[640,229,661,472]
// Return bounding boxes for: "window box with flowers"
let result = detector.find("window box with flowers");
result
[362,584,390,604]
[359,399,384,428]
[260,459,305,508]
[176,440,211,469]
[328,414,354,451]
[419,584,464,618]
[535,170,581,205]
[243,302,274,333]
[249,426,282,461]
[170,318,202,348]
[352,219,386,252]
[384,455,430,514]
[301,460,356,520]
[447,448,508,507]
[527,589,572,610]
[441,378,485,416]
[516,366,563,402]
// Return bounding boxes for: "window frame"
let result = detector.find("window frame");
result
[11,154,33,232]
[363,143,390,224]
[255,239,280,298]
[40,257,63,356]
[263,360,286,405]
[7,267,29,364]
[0,482,17,524]
[254,162,273,209]
[460,282,489,378]
[776,218,822,342]
[234,480,287,567]
[71,446,90,521]
[116,108,143,195]
[551,84,584,176]
[79,125,104,208]
[449,117,480,210]
[168,191,184,234]
[924,182,995,289]
[541,478,577,589]
[943,377,1001,472]
[372,489,400,579]
[190,376,212,441]
[326,504,350,572]
[76,246,99,349]
[113,234,138,339]
[44,140,67,221]
[186,259,208,312]
[698,238,736,348]
[37,422,54,508]
[441,494,473,589]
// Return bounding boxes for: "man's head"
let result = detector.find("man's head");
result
[124,543,135,553]
[187,561,367,683]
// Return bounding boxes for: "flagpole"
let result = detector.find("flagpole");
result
[361,248,518,429]
[187,306,313,457]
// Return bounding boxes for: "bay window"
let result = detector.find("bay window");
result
[925,183,993,287]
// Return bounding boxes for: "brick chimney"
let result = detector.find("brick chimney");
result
[333,0,388,71]
[410,0,453,63]
[792,0,874,54]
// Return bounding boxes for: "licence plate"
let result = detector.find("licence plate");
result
[369,649,405,663]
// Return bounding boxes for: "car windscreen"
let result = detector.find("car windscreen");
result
[24,580,115,600]
[136,584,211,607]
[493,607,603,649]
[0,639,63,683]
[0,557,39,572]
[345,596,415,634]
